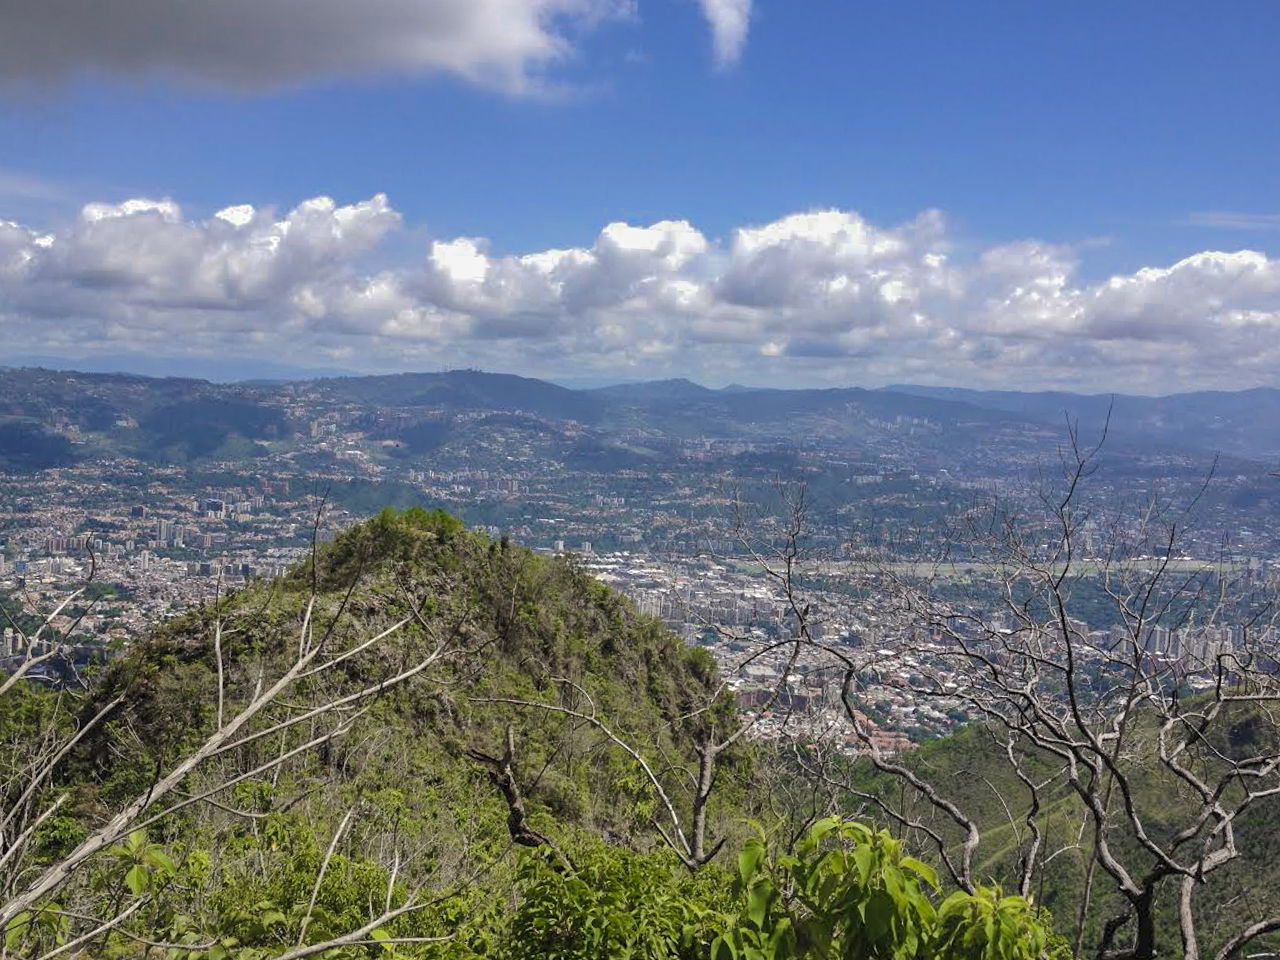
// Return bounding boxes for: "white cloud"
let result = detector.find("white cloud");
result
[699,0,753,68]
[0,0,623,95]
[4,194,1280,391]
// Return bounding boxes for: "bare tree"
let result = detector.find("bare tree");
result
[0,521,479,957]
[742,426,1280,960]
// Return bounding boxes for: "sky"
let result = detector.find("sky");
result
[1,0,1279,392]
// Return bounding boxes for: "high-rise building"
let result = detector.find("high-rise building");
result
[1140,624,1172,654]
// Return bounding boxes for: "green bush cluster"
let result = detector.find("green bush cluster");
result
[714,819,1066,960]
[4,820,1061,959]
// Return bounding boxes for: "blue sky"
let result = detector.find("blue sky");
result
[1,0,1279,391]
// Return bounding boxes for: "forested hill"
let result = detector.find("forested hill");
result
[0,508,1064,959]
[4,507,752,956]
[70,505,741,860]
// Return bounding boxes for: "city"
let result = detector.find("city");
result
[4,368,1277,754]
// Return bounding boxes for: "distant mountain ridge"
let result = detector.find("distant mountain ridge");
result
[1,363,1277,469]
[590,378,718,402]
[4,353,357,383]
[882,383,1280,461]
[320,369,600,422]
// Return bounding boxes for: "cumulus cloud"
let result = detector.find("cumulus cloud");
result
[699,0,753,67]
[0,0,624,94]
[3,194,1280,391]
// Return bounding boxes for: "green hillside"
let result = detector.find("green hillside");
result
[82,510,739,828]
[1,508,754,956]
[0,508,1063,958]
[844,713,1280,959]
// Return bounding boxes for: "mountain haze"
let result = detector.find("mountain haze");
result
[883,384,1280,461]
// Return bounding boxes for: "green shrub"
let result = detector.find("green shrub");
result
[714,819,1060,960]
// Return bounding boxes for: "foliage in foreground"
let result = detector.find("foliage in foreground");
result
[712,819,1065,960]
[2,819,1062,959]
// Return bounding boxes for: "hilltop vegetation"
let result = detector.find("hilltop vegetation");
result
[0,508,1060,958]
[0,421,76,471]
[68,504,741,852]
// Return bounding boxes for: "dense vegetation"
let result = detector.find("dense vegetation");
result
[0,509,1059,958]
[0,422,77,471]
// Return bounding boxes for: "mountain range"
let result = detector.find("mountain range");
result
[1,365,1277,471]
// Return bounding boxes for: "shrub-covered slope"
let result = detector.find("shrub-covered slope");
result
[0,508,1064,959]
[71,507,742,847]
[0,508,756,955]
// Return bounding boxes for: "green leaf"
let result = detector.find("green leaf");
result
[748,881,773,929]
[711,936,742,957]
[864,890,895,941]
[125,863,149,896]
[901,856,938,889]
[852,844,873,886]
[4,911,31,950]
[144,848,177,873]
[739,840,766,886]
[768,915,793,954]
[371,927,395,951]
[809,817,840,844]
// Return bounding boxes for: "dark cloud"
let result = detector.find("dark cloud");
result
[0,0,618,94]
